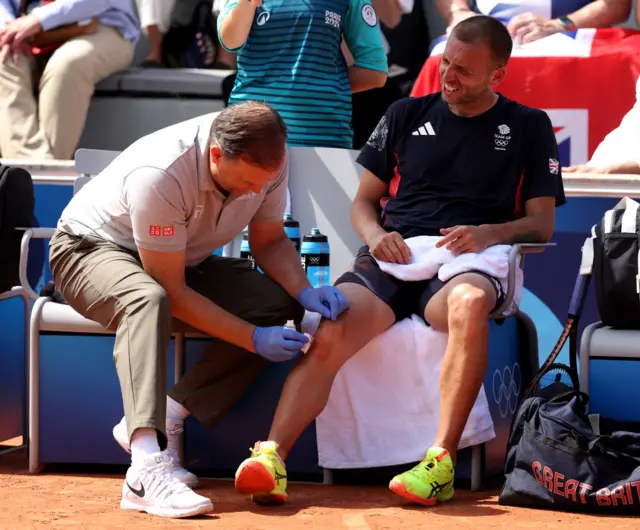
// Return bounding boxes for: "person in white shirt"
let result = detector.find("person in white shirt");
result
[564,77,640,175]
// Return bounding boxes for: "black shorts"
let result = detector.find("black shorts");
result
[335,246,505,323]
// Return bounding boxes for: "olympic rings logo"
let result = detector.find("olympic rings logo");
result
[495,139,509,147]
[492,363,521,418]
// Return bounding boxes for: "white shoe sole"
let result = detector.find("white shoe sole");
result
[120,497,214,519]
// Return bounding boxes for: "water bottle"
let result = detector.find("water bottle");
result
[284,213,301,254]
[240,231,256,270]
[301,228,330,288]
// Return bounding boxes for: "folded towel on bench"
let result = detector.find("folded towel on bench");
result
[374,236,514,283]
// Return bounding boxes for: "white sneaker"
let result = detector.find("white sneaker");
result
[113,417,199,489]
[121,453,213,518]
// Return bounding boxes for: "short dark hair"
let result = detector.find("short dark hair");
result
[209,101,288,170]
[450,16,513,67]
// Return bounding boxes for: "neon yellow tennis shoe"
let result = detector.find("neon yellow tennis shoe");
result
[235,441,288,505]
[389,447,455,506]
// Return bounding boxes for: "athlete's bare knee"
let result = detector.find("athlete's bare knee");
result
[306,317,348,371]
[447,283,490,327]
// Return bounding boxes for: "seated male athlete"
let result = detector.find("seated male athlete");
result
[233,15,566,506]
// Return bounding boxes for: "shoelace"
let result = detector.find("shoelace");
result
[406,456,437,479]
[142,462,191,502]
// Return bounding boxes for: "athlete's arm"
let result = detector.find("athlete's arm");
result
[217,0,260,51]
[438,110,564,253]
[482,196,556,245]
[353,101,412,262]
[343,0,388,93]
[352,169,389,246]
[352,169,412,263]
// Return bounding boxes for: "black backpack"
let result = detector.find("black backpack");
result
[587,197,640,329]
[0,164,35,294]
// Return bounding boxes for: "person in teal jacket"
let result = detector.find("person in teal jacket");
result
[217,0,389,149]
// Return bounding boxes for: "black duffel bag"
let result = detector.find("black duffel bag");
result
[499,386,640,514]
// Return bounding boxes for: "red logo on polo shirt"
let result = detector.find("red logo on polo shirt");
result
[149,225,161,237]
[163,226,174,237]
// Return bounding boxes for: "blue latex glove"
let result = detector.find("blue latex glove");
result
[252,326,310,362]
[297,286,350,320]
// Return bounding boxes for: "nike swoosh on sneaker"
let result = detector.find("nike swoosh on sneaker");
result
[127,481,145,498]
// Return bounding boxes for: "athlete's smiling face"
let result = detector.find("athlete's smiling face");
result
[439,35,505,106]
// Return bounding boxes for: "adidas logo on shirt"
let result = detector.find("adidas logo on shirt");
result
[412,122,436,136]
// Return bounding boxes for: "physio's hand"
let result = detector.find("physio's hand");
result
[507,13,564,45]
[369,231,412,264]
[252,326,309,362]
[436,225,494,255]
[297,286,350,320]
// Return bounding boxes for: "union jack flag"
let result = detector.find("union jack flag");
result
[549,158,559,175]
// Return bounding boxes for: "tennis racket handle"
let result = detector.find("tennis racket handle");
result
[569,273,591,317]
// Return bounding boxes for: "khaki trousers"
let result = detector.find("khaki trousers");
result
[49,231,304,448]
[0,25,133,160]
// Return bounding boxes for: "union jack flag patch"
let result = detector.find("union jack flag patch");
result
[549,158,559,175]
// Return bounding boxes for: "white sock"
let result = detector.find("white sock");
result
[166,396,190,421]
[130,428,161,466]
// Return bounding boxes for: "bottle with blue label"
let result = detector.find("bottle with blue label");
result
[240,231,256,270]
[301,228,330,288]
[284,213,301,255]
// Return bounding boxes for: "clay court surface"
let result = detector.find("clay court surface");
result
[0,440,636,530]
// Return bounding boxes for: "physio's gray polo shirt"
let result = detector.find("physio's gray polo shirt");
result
[58,113,287,267]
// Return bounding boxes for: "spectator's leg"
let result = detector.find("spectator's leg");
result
[0,52,53,159]
[136,0,176,65]
[38,25,134,160]
[167,256,305,429]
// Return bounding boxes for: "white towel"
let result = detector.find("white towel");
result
[374,235,513,282]
[315,315,496,469]
[374,236,523,316]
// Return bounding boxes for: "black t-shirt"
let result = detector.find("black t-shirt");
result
[357,93,566,238]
